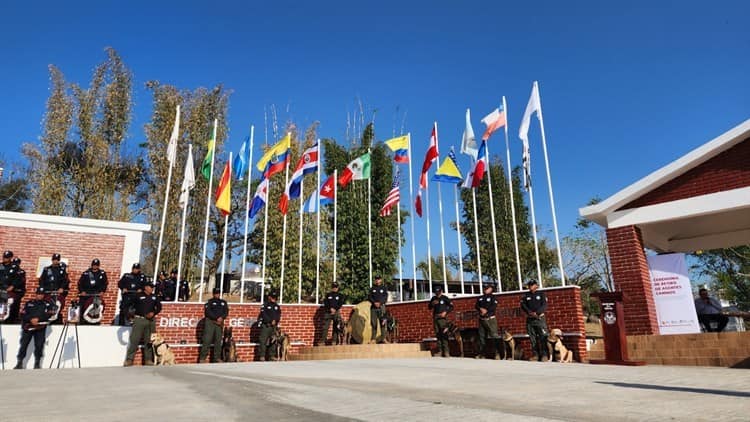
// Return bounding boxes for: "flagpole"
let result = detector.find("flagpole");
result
[240,126,255,304]
[396,200,403,301]
[333,169,338,286]
[483,142,502,292]
[471,188,483,293]
[218,152,232,299]
[297,178,304,303]
[315,140,321,304]
[535,81,565,285]
[260,179,270,304]
[279,133,291,304]
[528,182,543,287]
[502,97,523,290]
[154,105,179,281]
[437,177,449,293]
[176,143,192,302]
[453,184,465,295]
[199,119,218,303]
[407,133,418,301]
[425,178,433,296]
[368,148,373,287]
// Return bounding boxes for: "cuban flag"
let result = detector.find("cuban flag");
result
[248,178,269,219]
[462,140,487,189]
[302,175,335,213]
[279,143,319,215]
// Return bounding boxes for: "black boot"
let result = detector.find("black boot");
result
[34,359,41,369]
[14,360,23,370]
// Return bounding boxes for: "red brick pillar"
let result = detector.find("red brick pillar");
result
[606,225,658,335]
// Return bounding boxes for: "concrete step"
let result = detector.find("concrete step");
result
[289,350,432,361]
[298,343,423,355]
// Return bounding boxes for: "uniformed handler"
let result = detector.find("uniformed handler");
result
[118,263,146,326]
[199,287,229,363]
[178,277,191,302]
[475,283,502,359]
[521,279,549,361]
[428,286,454,357]
[154,271,168,300]
[77,258,108,325]
[0,250,24,323]
[257,290,281,361]
[124,281,162,366]
[318,282,345,346]
[15,287,54,369]
[368,275,388,343]
[162,269,178,302]
[39,253,70,323]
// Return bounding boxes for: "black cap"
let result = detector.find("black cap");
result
[159,271,167,277]
[331,282,339,288]
[483,283,495,291]
[3,250,13,258]
[52,253,61,260]
[267,290,279,298]
[132,262,141,269]
[170,268,178,275]
[36,287,45,294]
[91,258,100,266]
[12,257,21,265]
[212,287,221,294]
[526,279,538,287]
[144,281,155,288]
[434,285,443,293]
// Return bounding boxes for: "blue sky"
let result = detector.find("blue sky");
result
[1,1,749,276]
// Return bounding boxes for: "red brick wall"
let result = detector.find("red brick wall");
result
[0,226,125,323]
[387,286,588,362]
[606,225,659,335]
[621,138,750,209]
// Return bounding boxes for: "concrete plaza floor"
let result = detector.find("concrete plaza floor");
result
[3,357,749,421]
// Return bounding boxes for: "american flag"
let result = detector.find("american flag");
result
[379,169,401,217]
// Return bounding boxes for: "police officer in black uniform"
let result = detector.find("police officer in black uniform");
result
[178,276,191,302]
[369,275,388,343]
[77,258,108,325]
[124,281,162,366]
[154,271,168,300]
[39,253,70,324]
[199,287,229,363]
[162,269,178,302]
[521,279,548,361]
[318,282,345,346]
[15,287,54,369]
[0,250,24,323]
[475,283,502,359]
[118,263,146,326]
[257,290,281,361]
[428,285,454,357]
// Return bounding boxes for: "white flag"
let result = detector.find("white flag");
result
[461,108,478,159]
[519,82,541,190]
[179,143,195,209]
[167,105,181,166]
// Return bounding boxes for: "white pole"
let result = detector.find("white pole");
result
[503,96,523,291]
[154,106,179,281]
[437,181,448,294]
[396,200,403,301]
[315,140,321,304]
[333,169,338,285]
[240,126,255,304]
[219,153,232,299]
[453,184,465,294]
[407,133,417,301]
[279,133,291,304]
[484,142,502,292]
[527,182,543,287]
[425,179,433,296]
[260,178,270,304]
[535,82,565,285]
[199,119,218,303]
[297,178,304,303]
[471,187,483,292]
[368,148,373,287]
[176,143,192,302]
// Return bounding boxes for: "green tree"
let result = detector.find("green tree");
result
[692,246,750,311]
[0,165,29,211]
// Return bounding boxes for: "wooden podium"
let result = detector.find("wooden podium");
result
[590,292,645,366]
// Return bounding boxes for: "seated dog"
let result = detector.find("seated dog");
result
[442,321,464,357]
[221,327,238,363]
[333,317,347,345]
[269,327,291,361]
[150,332,176,366]
[383,311,399,344]
[343,319,353,345]
[500,329,515,360]
[547,328,573,363]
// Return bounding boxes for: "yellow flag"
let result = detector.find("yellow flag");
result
[256,133,291,172]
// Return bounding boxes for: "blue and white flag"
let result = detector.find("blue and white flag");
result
[233,135,251,180]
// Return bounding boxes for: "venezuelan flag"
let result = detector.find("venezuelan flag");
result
[256,133,291,172]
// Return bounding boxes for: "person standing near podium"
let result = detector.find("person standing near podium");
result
[521,279,549,362]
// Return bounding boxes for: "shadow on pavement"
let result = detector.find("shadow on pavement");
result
[595,381,750,398]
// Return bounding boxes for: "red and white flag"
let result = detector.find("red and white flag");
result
[379,169,401,217]
[419,123,439,189]
[414,189,423,217]
[481,106,506,141]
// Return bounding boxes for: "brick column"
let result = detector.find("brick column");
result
[606,225,658,335]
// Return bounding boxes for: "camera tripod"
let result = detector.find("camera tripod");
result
[49,319,81,369]
[0,321,5,370]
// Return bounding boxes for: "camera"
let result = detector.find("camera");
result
[67,300,80,323]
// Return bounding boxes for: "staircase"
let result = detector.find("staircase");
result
[289,343,432,361]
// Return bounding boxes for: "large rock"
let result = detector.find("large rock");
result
[349,301,381,344]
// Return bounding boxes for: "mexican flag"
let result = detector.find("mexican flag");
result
[338,152,371,187]
[201,130,216,181]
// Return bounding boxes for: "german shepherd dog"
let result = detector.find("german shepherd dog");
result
[442,320,464,357]
[269,326,291,361]
[382,310,399,343]
[333,317,346,345]
[221,327,238,362]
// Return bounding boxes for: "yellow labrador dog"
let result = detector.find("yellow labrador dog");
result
[150,332,176,366]
[547,328,573,363]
